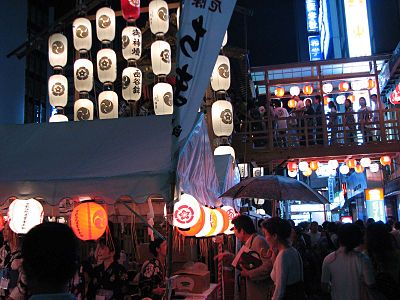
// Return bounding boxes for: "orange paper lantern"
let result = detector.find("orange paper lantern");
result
[216,208,230,233]
[368,79,376,90]
[287,162,298,172]
[380,156,391,166]
[70,202,108,241]
[354,164,364,173]
[303,168,312,177]
[177,206,205,237]
[303,85,313,95]
[339,81,350,92]
[346,159,357,169]
[274,87,285,97]
[348,95,356,103]
[309,161,319,171]
[288,99,297,108]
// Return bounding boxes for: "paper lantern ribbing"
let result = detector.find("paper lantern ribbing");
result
[303,85,313,95]
[122,26,142,61]
[322,83,333,94]
[96,7,116,43]
[149,0,169,35]
[290,86,300,96]
[288,99,297,109]
[48,33,68,68]
[274,87,285,97]
[153,82,173,115]
[211,55,231,92]
[8,199,44,234]
[97,49,117,83]
[151,40,171,76]
[70,202,108,241]
[173,194,202,229]
[49,114,68,123]
[48,74,68,108]
[74,98,94,121]
[177,206,205,237]
[98,91,118,119]
[339,81,350,92]
[214,145,235,160]
[211,100,233,137]
[121,0,141,22]
[74,59,93,92]
[380,156,391,166]
[122,67,142,101]
[72,18,92,52]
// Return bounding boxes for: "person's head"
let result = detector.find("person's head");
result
[354,219,365,229]
[327,222,338,234]
[261,217,292,248]
[96,237,116,263]
[287,219,295,228]
[366,221,394,260]
[371,94,377,102]
[22,223,79,294]
[337,223,362,253]
[345,99,352,109]
[310,221,318,233]
[149,238,167,258]
[305,98,312,107]
[366,218,375,225]
[232,215,256,242]
[328,101,336,110]
[359,97,367,107]
[314,95,321,105]
[387,219,395,228]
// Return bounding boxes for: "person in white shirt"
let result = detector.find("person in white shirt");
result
[321,223,375,300]
[307,221,321,248]
[261,217,305,300]
[273,102,289,147]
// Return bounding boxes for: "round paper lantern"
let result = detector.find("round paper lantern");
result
[121,0,141,22]
[348,94,356,103]
[177,206,205,237]
[96,7,115,43]
[173,194,202,229]
[149,0,169,35]
[303,85,313,95]
[302,168,312,177]
[153,82,173,115]
[72,17,92,52]
[290,86,300,96]
[288,99,297,109]
[70,202,108,241]
[98,91,118,119]
[214,146,235,160]
[206,209,224,237]
[151,40,171,76]
[221,206,238,235]
[354,164,364,174]
[380,156,391,166]
[74,98,94,121]
[347,159,357,169]
[287,162,298,172]
[211,55,231,92]
[74,59,93,92]
[368,79,376,90]
[221,31,228,48]
[288,170,297,178]
[274,87,285,97]
[309,161,319,171]
[339,81,350,92]
[328,160,339,169]
[49,113,68,123]
[48,33,68,68]
[360,157,371,168]
[8,199,44,234]
[97,48,117,83]
[336,95,346,104]
[322,83,333,94]
[195,206,212,237]
[339,164,349,175]
[216,208,230,234]
[122,67,142,101]
[122,26,142,61]
[299,161,309,172]
[211,100,233,137]
[48,74,68,108]
[369,163,380,173]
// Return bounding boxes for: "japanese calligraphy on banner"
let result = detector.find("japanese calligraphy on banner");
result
[305,0,319,32]
[173,0,237,142]
[308,35,322,61]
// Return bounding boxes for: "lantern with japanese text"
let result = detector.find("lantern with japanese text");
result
[303,85,313,95]
[122,26,142,61]
[177,206,205,237]
[339,81,350,92]
[380,156,391,166]
[74,59,93,92]
[48,74,68,108]
[347,159,357,169]
[287,162,298,172]
[290,86,300,96]
[221,206,238,235]
[368,79,376,90]
[70,202,108,241]
[173,194,202,229]
[354,164,364,174]
[360,157,371,168]
[214,145,235,160]
[153,82,173,115]
[149,0,169,35]
[98,91,118,119]
[211,55,231,92]
[322,83,333,94]
[151,40,171,76]
[122,67,142,101]
[339,164,349,175]
[274,87,285,97]
[72,18,92,52]
[74,98,94,121]
[48,33,68,68]
[121,0,140,22]
[212,100,233,137]
[288,99,297,109]
[97,49,117,83]
[49,114,68,123]
[96,7,116,43]
[309,161,319,171]
[8,199,44,234]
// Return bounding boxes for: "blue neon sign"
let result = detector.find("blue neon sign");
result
[308,35,322,61]
[305,0,319,32]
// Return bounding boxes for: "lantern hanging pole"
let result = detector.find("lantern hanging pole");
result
[116,199,165,240]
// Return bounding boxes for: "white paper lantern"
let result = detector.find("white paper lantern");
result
[195,206,212,237]
[48,33,68,68]
[122,26,142,61]
[221,31,228,48]
[173,194,201,229]
[360,157,371,168]
[96,7,115,43]
[211,100,233,137]
[290,86,300,96]
[214,145,235,160]
[299,161,309,172]
[97,48,117,83]
[221,205,237,235]
[72,18,92,52]
[211,55,231,92]
[48,74,68,108]
[153,82,173,115]
[8,199,44,234]
[339,164,349,175]
[149,0,169,35]
[151,40,171,76]
[322,83,333,94]
[369,163,380,173]
[49,114,68,123]
[328,159,339,169]
[288,170,297,178]
[74,98,94,121]
[74,59,93,92]
[122,67,142,101]
[98,91,118,119]
[336,95,346,105]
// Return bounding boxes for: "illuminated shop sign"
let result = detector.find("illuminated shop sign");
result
[365,188,385,222]
[305,0,319,32]
[308,35,322,61]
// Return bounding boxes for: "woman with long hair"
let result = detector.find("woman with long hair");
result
[343,99,356,143]
[327,101,338,145]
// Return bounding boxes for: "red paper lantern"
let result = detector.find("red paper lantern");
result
[309,161,319,171]
[121,0,140,22]
[368,79,376,90]
[177,206,205,237]
[288,99,297,109]
[339,81,350,92]
[380,156,391,166]
[354,164,364,173]
[274,87,285,97]
[287,162,298,172]
[70,202,108,241]
[303,85,313,95]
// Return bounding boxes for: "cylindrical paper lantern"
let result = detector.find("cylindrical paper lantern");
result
[121,0,140,22]
[195,207,212,238]
[348,95,356,103]
[299,161,309,172]
[151,40,171,76]
[214,146,235,160]
[177,206,205,237]
[48,33,68,68]
[288,170,297,178]
[369,163,380,173]
[72,18,92,52]
[211,55,231,92]
[153,82,173,115]
[122,67,142,101]
[347,159,357,169]
[274,87,285,97]
[70,202,108,241]
[98,91,118,119]
[310,161,319,171]
[149,0,169,35]
[211,100,233,137]
[328,159,339,169]
[360,157,371,168]
[48,74,68,108]
[173,194,201,229]
[96,7,116,43]
[336,95,346,104]
[216,208,230,233]
[8,199,44,234]
[339,81,350,92]
[74,98,94,121]
[221,206,238,235]
[339,164,349,175]
[368,79,376,90]
[122,26,142,61]
[288,99,297,108]
[354,164,364,174]
[380,156,391,166]
[74,59,93,92]
[49,114,68,123]
[303,85,313,95]
[302,168,312,177]
[290,86,300,96]
[287,162,298,172]
[322,83,333,94]
[206,208,224,237]
[97,48,117,83]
